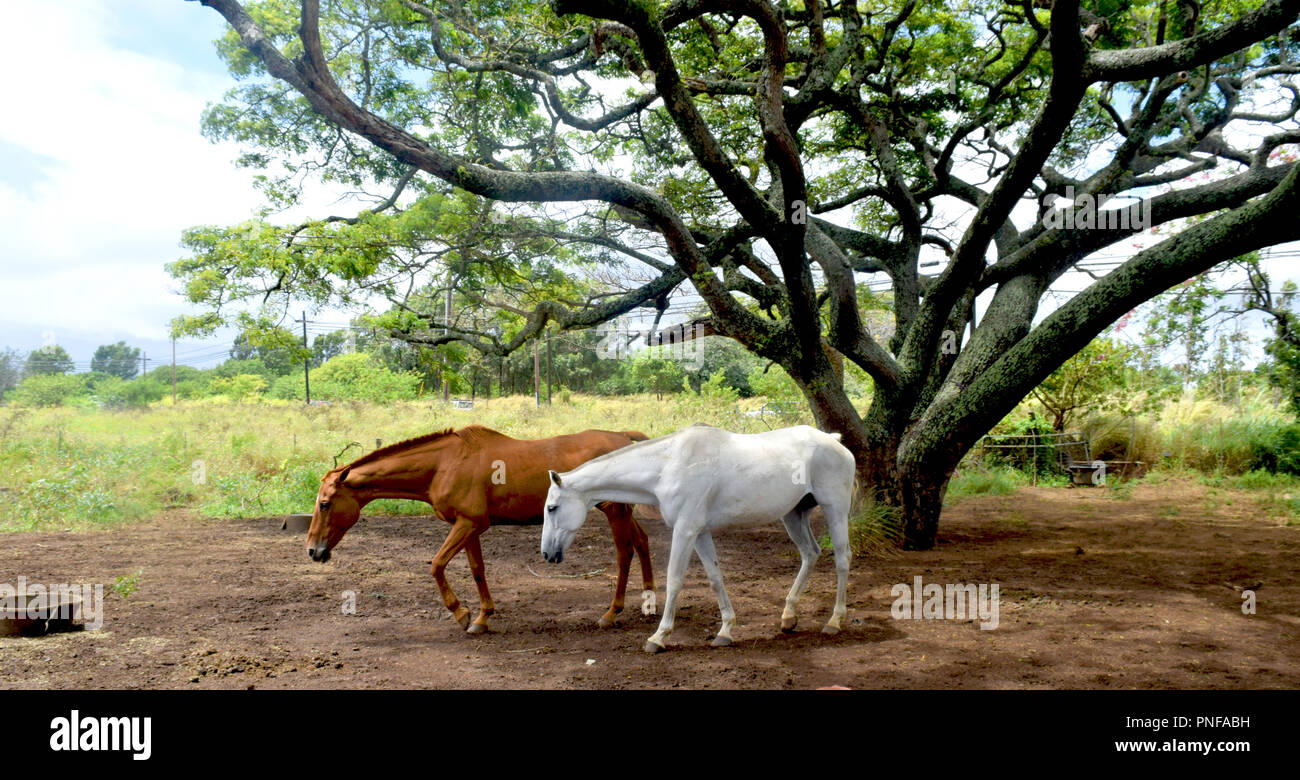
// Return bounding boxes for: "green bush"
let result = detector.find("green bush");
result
[210,373,268,400]
[1250,423,1300,475]
[268,354,421,402]
[8,374,87,407]
[746,363,803,405]
[314,353,421,401]
[699,369,740,402]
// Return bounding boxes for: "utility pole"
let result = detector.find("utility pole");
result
[298,311,311,405]
[533,337,540,407]
[546,329,552,405]
[171,338,177,405]
[141,352,149,378]
[443,269,452,402]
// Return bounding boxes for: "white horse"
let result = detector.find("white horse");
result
[541,424,855,653]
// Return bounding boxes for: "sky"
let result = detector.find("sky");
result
[0,2,1294,374]
[0,1,266,369]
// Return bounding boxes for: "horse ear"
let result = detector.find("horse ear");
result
[337,467,352,486]
[549,470,562,488]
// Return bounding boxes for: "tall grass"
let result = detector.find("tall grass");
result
[1151,391,1294,474]
[817,490,903,557]
[0,394,771,531]
[4,389,1297,532]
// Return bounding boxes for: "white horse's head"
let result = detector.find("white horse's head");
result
[541,470,587,564]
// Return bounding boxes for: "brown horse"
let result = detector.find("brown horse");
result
[306,425,656,634]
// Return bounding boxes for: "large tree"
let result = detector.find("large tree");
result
[25,345,75,376]
[181,0,1300,547]
[91,341,142,379]
[0,348,23,397]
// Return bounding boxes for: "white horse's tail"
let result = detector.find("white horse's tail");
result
[849,475,860,517]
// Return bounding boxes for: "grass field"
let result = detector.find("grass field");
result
[0,394,803,531]
[2,393,1297,533]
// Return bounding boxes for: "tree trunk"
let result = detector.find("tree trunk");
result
[797,366,964,551]
[846,437,951,551]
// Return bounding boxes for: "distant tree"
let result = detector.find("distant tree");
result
[230,327,302,375]
[1140,273,1216,386]
[25,345,74,376]
[1030,337,1134,431]
[311,329,350,367]
[686,337,760,397]
[631,354,685,400]
[1230,256,1300,415]
[211,357,275,381]
[0,348,23,397]
[90,341,142,379]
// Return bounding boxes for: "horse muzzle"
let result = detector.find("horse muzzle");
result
[307,542,331,563]
[540,547,564,564]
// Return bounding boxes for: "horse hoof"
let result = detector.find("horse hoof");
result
[597,615,619,629]
[709,635,733,648]
[821,624,841,636]
[780,617,797,633]
[466,623,487,635]
[454,611,471,629]
[643,640,666,654]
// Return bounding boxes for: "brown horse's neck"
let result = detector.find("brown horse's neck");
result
[343,433,463,507]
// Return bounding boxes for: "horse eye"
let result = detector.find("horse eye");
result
[320,501,331,510]
[547,505,558,514]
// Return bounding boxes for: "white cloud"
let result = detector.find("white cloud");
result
[0,1,258,345]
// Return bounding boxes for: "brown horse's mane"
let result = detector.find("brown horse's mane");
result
[330,425,503,475]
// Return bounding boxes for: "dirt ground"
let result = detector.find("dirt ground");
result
[2,478,1297,689]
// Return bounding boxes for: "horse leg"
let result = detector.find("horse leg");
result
[818,499,852,635]
[644,522,698,654]
[693,531,736,647]
[597,503,634,628]
[429,517,478,630]
[629,515,656,616]
[463,533,495,635]
[779,508,822,633]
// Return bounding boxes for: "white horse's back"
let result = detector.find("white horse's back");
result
[657,424,855,528]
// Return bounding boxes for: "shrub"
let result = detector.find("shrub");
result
[210,373,268,400]
[8,374,87,407]
[699,369,740,402]
[746,363,803,405]
[267,354,421,402]
[1250,423,1300,475]
[818,492,902,557]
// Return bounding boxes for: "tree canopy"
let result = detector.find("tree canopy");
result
[25,345,75,376]
[91,342,143,380]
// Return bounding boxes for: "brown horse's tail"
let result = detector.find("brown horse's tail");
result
[623,430,650,442]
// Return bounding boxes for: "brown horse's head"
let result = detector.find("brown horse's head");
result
[306,467,362,563]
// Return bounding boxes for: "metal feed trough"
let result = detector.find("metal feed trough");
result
[1055,436,1108,485]
[976,432,1144,486]
[281,514,313,532]
[0,591,84,637]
